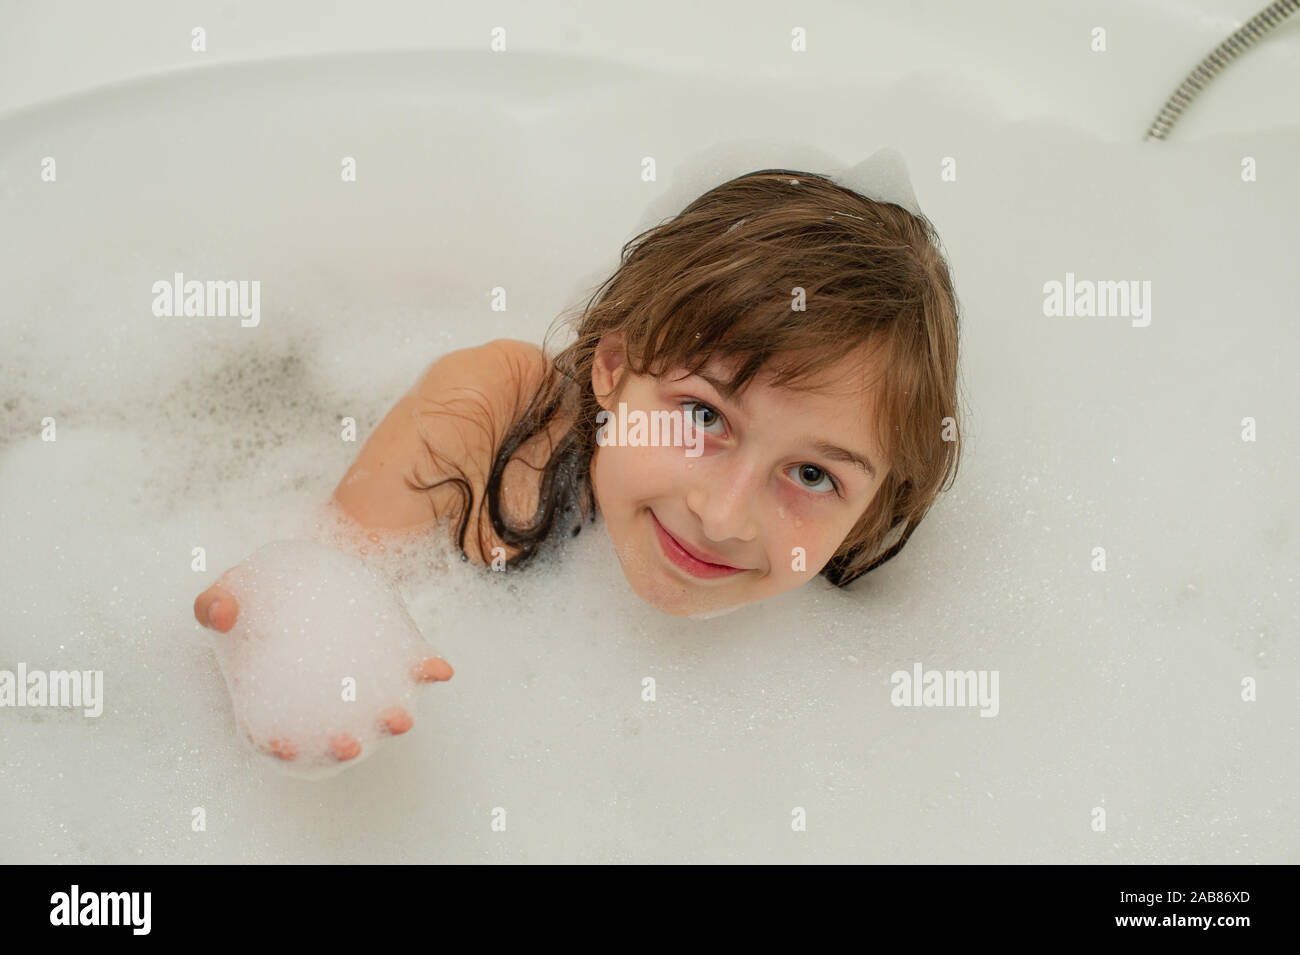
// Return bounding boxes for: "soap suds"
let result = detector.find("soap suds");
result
[209,539,435,779]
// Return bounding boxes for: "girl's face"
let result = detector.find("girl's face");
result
[589,331,890,618]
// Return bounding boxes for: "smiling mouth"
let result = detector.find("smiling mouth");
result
[649,510,745,580]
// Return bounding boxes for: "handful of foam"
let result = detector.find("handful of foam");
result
[209,539,434,779]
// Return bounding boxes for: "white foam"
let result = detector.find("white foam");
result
[0,50,1296,863]
[208,539,434,779]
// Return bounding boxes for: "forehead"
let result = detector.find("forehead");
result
[702,346,885,408]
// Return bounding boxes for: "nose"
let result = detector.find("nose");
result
[683,450,761,545]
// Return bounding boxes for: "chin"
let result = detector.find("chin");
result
[686,603,745,620]
[628,574,697,617]
[628,567,748,619]
[608,504,754,618]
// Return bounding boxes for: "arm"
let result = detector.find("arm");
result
[195,337,543,631]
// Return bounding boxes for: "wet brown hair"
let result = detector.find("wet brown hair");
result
[412,168,964,586]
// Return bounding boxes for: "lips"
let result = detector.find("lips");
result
[650,510,744,579]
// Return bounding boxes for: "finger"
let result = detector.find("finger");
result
[329,733,361,761]
[379,706,414,735]
[412,657,453,683]
[195,587,238,632]
[193,588,216,628]
[265,738,298,761]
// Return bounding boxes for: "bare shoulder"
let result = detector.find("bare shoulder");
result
[331,338,550,537]
[406,338,557,564]
[411,338,548,433]
[479,338,551,422]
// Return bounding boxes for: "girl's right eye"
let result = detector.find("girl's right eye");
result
[681,400,726,435]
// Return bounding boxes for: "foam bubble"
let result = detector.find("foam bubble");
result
[1,50,1296,863]
[208,539,434,779]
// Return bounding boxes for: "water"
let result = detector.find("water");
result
[0,52,1297,863]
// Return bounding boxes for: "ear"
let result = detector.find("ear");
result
[591,331,628,411]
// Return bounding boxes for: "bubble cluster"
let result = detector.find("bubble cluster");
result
[0,49,1295,863]
[209,539,434,779]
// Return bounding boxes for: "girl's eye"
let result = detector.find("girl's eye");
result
[789,463,839,495]
[681,399,842,497]
[681,400,726,435]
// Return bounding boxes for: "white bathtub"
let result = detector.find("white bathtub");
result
[1,0,1297,863]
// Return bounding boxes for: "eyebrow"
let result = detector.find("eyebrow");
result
[805,440,878,478]
[692,370,879,479]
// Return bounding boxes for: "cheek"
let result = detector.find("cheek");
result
[766,499,850,570]
[775,480,817,513]
[597,443,679,495]
[770,474,843,532]
[768,523,824,573]
[638,438,701,470]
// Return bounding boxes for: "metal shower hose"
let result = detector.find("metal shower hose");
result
[1145,0,1299,140]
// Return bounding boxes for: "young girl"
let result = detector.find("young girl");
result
[194,164,964,762]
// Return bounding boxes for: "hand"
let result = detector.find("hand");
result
[193,570,454,763]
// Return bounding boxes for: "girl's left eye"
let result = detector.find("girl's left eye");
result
[788,463,838,495]
[680,400,841,496]
[681,400,726,435]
